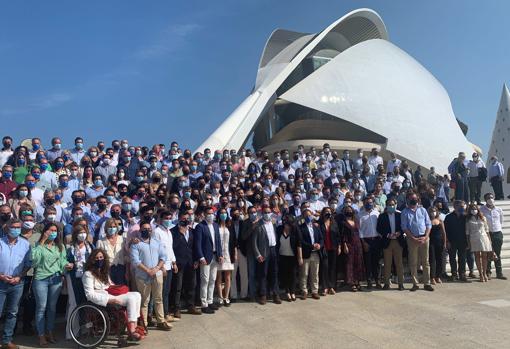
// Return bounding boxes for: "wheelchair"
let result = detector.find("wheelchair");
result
[68,301,146,348]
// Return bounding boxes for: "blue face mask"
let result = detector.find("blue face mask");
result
[48,232,58,241]
[8,228,21,239]
[387,206,396,214]
[220,213,228,221]
[184,191,191,199]
[94,179,103,187]
[3,172,12,179]
[311,194,319,201]
[76,143,84,150]
[305,216,313,224]
[190,165,197,172]
[18,159,26,166]
[121,203,132,212]
[107,227,118,236]
[32,144,40,151]
[54,194,62,201]
[40,164,48,171]
[32,173,41,179]
[60,180,68,188]
[106,195,114,203]
[26,181,36,189]
[136,176,144,183]
[364,203,374,210]
[19,190,28,198]
[162,219,173,228]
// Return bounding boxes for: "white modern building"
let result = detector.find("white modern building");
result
[196,8,475,174]
[487,83,510,194]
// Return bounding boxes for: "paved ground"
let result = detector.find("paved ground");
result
[15,279,510,349]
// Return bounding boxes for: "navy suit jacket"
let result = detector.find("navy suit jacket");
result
[298,223,324,259]
[194,221,223,264]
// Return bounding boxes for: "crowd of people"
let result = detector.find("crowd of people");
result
[0,136,506,349]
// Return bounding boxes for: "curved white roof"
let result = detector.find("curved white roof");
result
[196,8,473,174]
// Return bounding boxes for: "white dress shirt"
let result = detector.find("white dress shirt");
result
[467,159,485,178]
[480,205,503,232]
[264,222,277,247]
[207,223,216,252]
[153,225,176,270]
[307,223,315,244]
[359,209,380,238]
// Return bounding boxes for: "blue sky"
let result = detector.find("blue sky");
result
[1,0,508,155]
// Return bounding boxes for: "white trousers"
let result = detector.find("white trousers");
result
[231,250,249,299]
[111,292,142,322]
[200,259,218,308]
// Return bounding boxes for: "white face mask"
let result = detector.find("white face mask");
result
[486,198,494,206]
[471,210,478,216]
[47,214,56,222]
[23,221,35,229]
[77,232,87,242]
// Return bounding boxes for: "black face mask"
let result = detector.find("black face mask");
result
[73,197,83,205]
[98,203,107,211]
[324,213,331,219]
[0,213,11,222]
[94,260,104,269]
[344,211,354,217]
[170,203,179,210]
[45,199,55,206]
[409,199,418,206]
[111,211,120,219]
[119,191,127,197]
[140,229,151,240]
[178,220,188,227]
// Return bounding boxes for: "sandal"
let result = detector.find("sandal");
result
[351,285,358,292]
[128,331,144,341]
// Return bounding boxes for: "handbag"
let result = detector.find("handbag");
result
[478,167,488,182]
[106,284,129,296]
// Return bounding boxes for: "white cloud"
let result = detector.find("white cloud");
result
[0,92,72,116]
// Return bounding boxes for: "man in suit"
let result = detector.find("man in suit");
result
[251,205,281,305]
[194,207,223,313]
[288,192,303,218]
[170,211,201,317]
[298,208,324,300]
[230,208,249,301]
[377,198,405,290]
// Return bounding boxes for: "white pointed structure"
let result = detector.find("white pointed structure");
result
[196,8,474,174]
[487,83,510,194]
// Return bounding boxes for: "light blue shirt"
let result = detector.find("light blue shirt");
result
[488,161,505,178]
[70,149,86,164]
[67,177,81,192]
[401,206,431,237]
[85,186,105,200]
[130,238,167,282]
[0,236,31,278]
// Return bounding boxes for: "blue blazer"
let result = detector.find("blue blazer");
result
[298,223,324,259]
[194,221,223,264]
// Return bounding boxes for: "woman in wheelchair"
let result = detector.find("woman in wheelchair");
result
[82,249,144,341]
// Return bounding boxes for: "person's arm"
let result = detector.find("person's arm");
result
[82,271,110,307]
[251,225,262,261]
[193,225,205,264]
[424,209,432,239]
[439,221,447,249]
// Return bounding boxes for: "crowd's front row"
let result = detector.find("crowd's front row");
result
[0,192,505,349]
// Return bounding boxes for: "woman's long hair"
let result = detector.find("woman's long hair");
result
[84,248,110,285]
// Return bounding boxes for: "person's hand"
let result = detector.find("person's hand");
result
[297,257,303,266]
[394,232,401,237]
[108,298,121,305]
[131,237,140,245]
[172,263,178,274]
[337,246,342,256]
[313,243,321,251]
[65,263,74,271]
[257,255,265,263]
[9,276,21,285]
[0,274,9,283]
[343,244,349,255]
[199,259,207,266]
[41,230,51,243]
[193,261,199,269]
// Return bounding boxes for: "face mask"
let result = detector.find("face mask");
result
[387,206,396,214]
[94,259,104,269]
[457,207,465,215]
[0,213,11,222]
[94,179,103,187]
[364,203,373,210]
[8,228,21,239]
[55,162,64,169]
[178,220,188,227]
[32,172,41,179]
[76,143,84,150]
[32,144,40,151]
[111,211,120,219]
[125,156,132,163]
[55,194,62,201]
[121,203,132,212]
[26,181,35,189]
[53,144,61,150]
[187,214,195,223]
[77,232,87,242]
[305,216,313,224]
[70,170,79,178]
[311,194,319,201]
[219,213,228,221]
[60,180,68,188]
[106,195,114,203]
[206,214,215,223]
[23,221,35,229]
[73,197,83,205]
[48,231,58,241]
[263,213,272,222]
[140,229,151,239]
[46,214,56,222]
[102,226,117,237]
[136,176,144,183]
[3,172,12,179]
[45,198,55,206]
[98,203,107,211]
[162,219,173,228]
[409,199,418,206]
[471,210,478,216]
[19,190,28,198]
[330,203,338,210]
[18,159,26,166]
[249,213,258,222]
[486,199,494,206]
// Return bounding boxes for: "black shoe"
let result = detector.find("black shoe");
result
[209,303,219,311]
[410,285,419,292]
[202,307,215,314]
[459,276,471,283]
[398,284,405,291]
[375,283,383,290]
[497,275,508,280]
[468,271,476,278]
[22,326,34,336]
[230,298,238,303]
[424,285,434,291]
[366,281,373,289]
[383,284,390,290]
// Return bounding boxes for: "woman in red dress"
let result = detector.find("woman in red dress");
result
[340,206,365,291]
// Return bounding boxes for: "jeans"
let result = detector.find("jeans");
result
[0,281,24,344]
[33,274,63,336]
[22,276,35,330]
[162,271,172,315]
[488,231,503,276]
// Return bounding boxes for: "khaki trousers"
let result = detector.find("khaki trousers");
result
[300,252,320,294]
[136,274,164,325]
[383,240,404,285]
[406,237,431,286]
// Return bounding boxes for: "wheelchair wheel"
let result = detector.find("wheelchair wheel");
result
[69,302,110,348]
